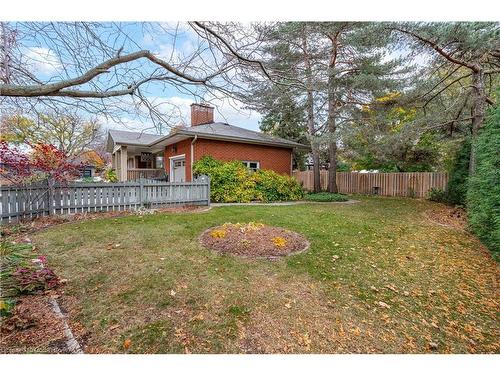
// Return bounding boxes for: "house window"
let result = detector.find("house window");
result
[82,168,93,178]
[242,161,260,172]
[156,156,164,169]
[173,159,185,168]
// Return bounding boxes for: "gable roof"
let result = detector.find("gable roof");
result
[107,123,309,151]
[108,129,163,146]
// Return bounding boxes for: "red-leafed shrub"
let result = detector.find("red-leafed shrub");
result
[0,141,82,185]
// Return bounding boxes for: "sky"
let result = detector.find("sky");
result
[12,21,433,135]
[17,22,263,133]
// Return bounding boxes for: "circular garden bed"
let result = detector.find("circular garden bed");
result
[200,222,309,258]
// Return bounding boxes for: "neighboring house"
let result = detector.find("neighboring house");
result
[106,103,308,182]
[74,150,107,179]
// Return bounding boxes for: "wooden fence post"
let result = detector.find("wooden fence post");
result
[46,179,53,217]
[207,175,211,206]
[139,178,144,207]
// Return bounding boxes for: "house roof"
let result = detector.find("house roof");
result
[107,123,309,152]
[108,129,164,146]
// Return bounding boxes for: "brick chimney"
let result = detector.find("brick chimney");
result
[191,103,214,126]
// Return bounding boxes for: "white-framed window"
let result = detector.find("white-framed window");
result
[242,160,260,172]
[156,155,164,169]
[173,159,185,168]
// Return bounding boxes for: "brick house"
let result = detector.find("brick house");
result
[106,103,308,182]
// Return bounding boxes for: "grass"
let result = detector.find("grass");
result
[29,197,499,353]
[304,192,349,202]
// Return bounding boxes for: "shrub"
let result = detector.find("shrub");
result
[304,192,349,202]
[193,156,255,202]
[251,169,304,202]
[467,104,500,258]
[193,156,303,203]
[104,168,118,183]
[272,237,288,248]
[427,188,448,202]
[210,229,227,238]
[446,138,471,205]
[426,139,470,205]
[12,267,59,293]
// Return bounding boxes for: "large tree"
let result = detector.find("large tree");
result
[316,22,403,191]
[390,22,499,174]
[205,22,327,192]
[194,22,405,191]
[258,93,308,170]
[1,112,102,156]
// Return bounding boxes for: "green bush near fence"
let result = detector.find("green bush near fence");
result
[193,156,303,203]
[304,192,349,202]
[467,104,500,259]
[426,139,470,206]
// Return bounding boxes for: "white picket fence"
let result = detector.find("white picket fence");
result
[0,176,210,224]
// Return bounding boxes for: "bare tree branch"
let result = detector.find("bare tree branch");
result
[0,50,226,98]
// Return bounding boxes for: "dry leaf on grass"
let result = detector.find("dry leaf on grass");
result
[123,339,132,350]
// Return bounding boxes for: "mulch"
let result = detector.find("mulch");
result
[424,204,468,230]
[0,292,86,354]
[200,222,309,258]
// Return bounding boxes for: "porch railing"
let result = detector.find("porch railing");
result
[127,168,165,181]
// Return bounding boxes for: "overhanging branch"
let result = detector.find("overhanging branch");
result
[0,50,223,98]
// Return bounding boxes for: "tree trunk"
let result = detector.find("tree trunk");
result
[326,29,341,193]
[307,90,321,193]
[302,28,321,193]
[469,68,486,175]
[327,92,338,193]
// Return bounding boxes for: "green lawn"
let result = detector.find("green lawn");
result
[32,197,499,353]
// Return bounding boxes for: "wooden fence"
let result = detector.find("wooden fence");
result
[0,176,210,224]
[292,171,448,198]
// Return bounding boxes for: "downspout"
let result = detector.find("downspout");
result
[190,135,198,181]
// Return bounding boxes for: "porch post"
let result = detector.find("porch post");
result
[120,146,128,181]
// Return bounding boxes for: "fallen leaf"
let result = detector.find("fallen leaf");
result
[377,301,391,309]
[285,302,292,309]
[190,313,204,322]
[123,339,132,350]
[428,341,438,350]
[385,284,399,293]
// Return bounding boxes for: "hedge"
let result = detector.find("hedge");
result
[304,192,349,202]
[193,156,303,203]
[467,103,500,258]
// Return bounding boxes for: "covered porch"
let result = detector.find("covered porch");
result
[111,145,166,181]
